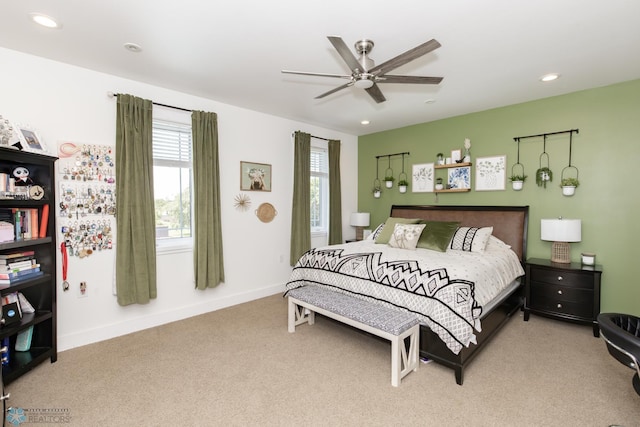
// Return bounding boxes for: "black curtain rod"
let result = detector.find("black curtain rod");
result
[291,131,331,141]
[513,128,579,142]
[376,151,410,159]
[109,92,192,113]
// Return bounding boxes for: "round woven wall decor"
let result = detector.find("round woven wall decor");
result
[255,202,277,223]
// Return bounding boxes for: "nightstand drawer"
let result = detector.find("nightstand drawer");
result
[528,289,593,318]
[529,281,593,303]
[529,268,590,289]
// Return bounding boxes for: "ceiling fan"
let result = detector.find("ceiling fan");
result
[281,36,443,103]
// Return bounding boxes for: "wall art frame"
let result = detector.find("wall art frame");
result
[475,155,506,191]
[411,163,434,193]
[240,161,272,192]
[18,126,48,154]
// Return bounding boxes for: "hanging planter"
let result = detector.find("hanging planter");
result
[560,133,579,196]
[384,157,394,188]
[535,135,553,188]
[509,139,526,191]
[398,155,409,193]
[398,174,408,193]
[372,181,382,198]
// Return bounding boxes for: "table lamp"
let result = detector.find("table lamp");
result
[350,212,370,241]
[541,218,581,263]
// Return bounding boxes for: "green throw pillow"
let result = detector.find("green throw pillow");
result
[374,217,421,244]
[416,221,460,252]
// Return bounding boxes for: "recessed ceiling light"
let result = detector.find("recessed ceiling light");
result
[361,120,370,125]
[29,13,61,29]
[540,73,560,82]
[124,43,143,53]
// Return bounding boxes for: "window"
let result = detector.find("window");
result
[310,147,329,235]
[152,119,193,244]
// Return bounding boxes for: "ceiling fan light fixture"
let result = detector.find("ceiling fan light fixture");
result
[354,77,374,89]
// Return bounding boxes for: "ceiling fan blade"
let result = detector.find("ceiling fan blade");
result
[369,39,441,76]
[377,75,443,84]
[282,70,352,79]
[327,36,363,73]
[365,83,386,103]
[315,82,352,99]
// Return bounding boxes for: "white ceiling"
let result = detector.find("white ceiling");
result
[1,1,639,136]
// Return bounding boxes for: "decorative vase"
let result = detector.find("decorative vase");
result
[562,186,576,196]
[385,180,393,188]
[399,185,407,193]
[373,190,381,198]
[512,181,524,191]
[435,183,444,191]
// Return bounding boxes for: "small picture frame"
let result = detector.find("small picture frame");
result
[240,161,272,191]
[18,127,47,154]
[451,149,462,163]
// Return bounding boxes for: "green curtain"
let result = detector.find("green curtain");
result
[115,94,157,306]
[192,111,225,289]
[290,131,311,266]
[328,139,343,245]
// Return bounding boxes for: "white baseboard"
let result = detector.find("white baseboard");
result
[58,283,285,352]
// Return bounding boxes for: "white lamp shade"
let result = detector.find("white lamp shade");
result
[350,212,370,227]
[541,218,581,242]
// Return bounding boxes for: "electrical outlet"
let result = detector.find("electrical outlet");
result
[78,281,88,298]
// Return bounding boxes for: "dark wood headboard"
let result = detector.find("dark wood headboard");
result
[390,205,529,262]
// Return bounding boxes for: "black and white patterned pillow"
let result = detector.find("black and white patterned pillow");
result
[449,226,493,253]
[368,223,385,240]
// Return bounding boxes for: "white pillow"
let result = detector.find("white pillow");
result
[449,226,493,253]
[388,223,426,250]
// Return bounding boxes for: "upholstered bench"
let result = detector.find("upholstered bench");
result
[287,285,420,387]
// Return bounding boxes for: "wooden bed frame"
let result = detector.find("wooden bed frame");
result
[390,205,529,385]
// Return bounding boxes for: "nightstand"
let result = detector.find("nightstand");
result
[524,258,603,337]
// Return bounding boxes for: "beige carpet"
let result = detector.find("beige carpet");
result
[6,294,640,426]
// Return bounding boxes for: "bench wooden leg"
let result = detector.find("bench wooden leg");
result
[288,297,315,332]
[391,324,420,387]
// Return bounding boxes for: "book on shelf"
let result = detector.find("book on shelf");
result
[0,208,44,241]
[0,265,40,279]
[15,326,33,352]
[0,266,43,285]
[0,250,36,261]
[1,259,36,272]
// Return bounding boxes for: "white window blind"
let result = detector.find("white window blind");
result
[153,120,192,167]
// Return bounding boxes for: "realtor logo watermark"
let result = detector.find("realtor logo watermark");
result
[6,407,71,425]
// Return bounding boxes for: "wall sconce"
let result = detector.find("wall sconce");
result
[350,212,370,241]
[541,218,581,263]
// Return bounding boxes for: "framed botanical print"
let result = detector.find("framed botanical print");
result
[240,161,272,191]
[411,163,434,192]
[475,155,506,191]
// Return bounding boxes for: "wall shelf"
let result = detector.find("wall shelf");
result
[434,162,472,169]
[434,188,471,194]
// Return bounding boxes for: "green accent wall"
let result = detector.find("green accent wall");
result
[358,79,640,315]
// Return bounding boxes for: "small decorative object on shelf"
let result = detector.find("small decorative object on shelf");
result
[463,138,471,162]
[435,177,444,191]
[581,252,596,266]
[436,153,444,165]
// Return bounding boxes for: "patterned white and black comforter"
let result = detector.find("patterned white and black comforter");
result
[285,236,525,354]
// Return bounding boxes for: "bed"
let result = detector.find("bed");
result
[286,205,529,385]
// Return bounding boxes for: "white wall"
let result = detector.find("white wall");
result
[0,47,358,351]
